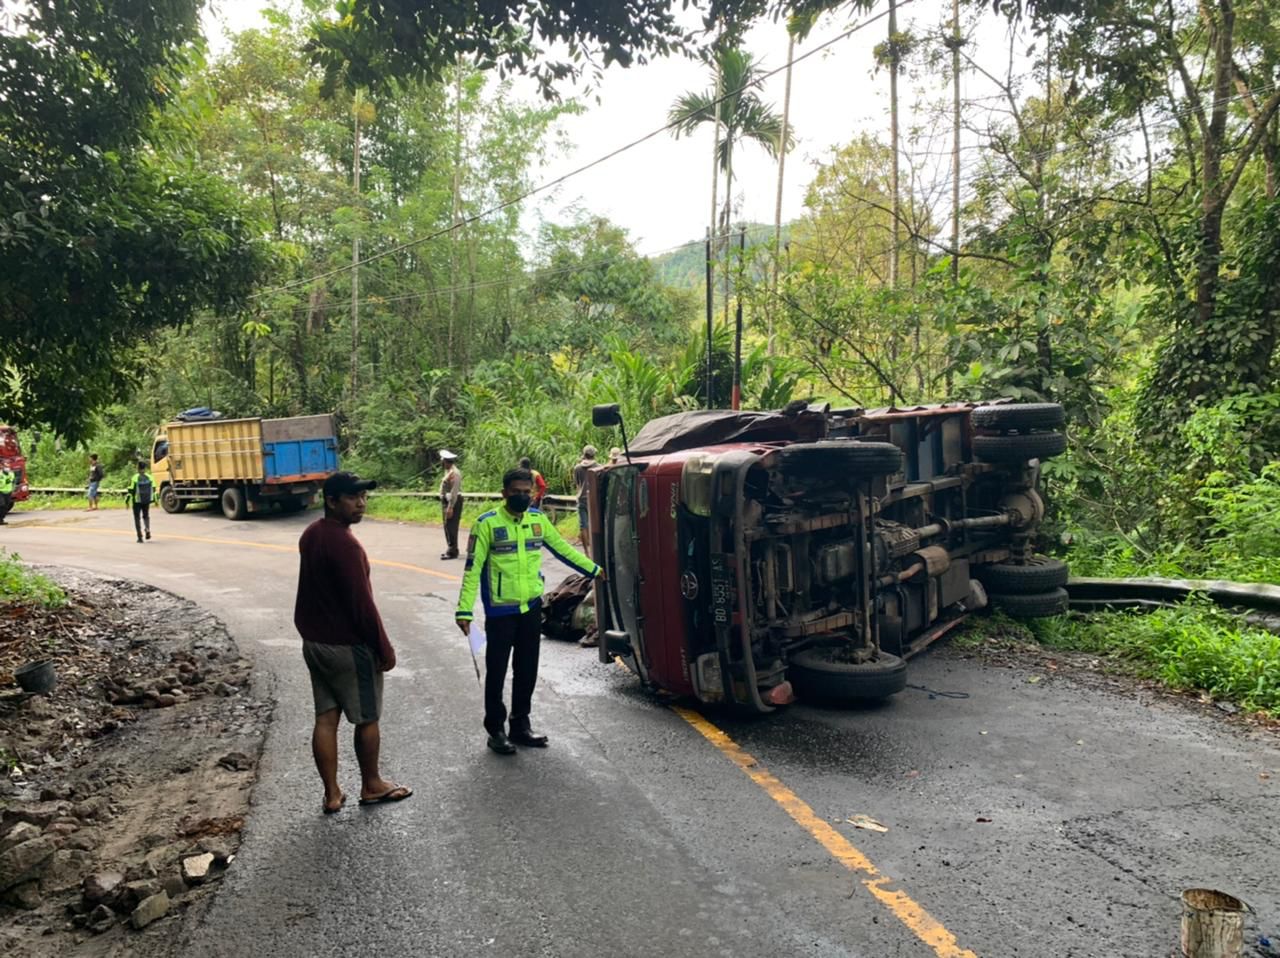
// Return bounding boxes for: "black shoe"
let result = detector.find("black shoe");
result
[509,728,549,748]
[440,551,459,560]
[145,531,151,540]
[136,537,143,543]
[486,732,517,755]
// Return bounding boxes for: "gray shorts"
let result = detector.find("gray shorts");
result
[577,502,589,532]
[302,641,383,724]
[87,481,100,500]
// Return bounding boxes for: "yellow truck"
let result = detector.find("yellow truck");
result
[151,414,339,519]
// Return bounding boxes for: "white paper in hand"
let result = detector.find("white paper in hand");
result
[469,621,486,658]
[466,621,486,684]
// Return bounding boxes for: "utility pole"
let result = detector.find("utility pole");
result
[708,54,722,329]
[350,88,362,400]
[770,30,796,358]
[705,228,715,408]
[732,230,745,410]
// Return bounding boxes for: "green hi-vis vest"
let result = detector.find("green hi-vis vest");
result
[0,470,14,494]
[457,506,598,621]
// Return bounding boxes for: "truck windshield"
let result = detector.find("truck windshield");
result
[602,466,643,655]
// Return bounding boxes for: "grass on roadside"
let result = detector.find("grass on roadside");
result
[364,496,581,540]
[0,550,66,608]
[18,492,127,511]
[959,596,1280,716]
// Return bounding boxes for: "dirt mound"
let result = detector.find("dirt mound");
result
[0,569,272,956]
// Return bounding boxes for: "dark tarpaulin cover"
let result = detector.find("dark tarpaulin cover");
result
[627,409,828,456]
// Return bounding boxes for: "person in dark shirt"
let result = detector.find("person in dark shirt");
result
[294,471,412,815]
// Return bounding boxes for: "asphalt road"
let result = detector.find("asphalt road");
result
[4,507,1278,957]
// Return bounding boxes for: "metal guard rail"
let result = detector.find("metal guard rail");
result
[1067,576,1280,615]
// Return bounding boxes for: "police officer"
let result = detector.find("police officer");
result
[456,467,604,754]
[0,465,15,524]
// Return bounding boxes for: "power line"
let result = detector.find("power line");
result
[249,0,913,302]
[260,223,783,318]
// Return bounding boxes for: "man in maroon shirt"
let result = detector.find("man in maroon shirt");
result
[295,471,412,814]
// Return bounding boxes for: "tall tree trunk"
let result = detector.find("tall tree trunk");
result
[1194,1,1236,332]
[350,89,362,402]
[950,0,960,287]
[448,64,464,369]
[770,31,796,358]
[888,0,900,290]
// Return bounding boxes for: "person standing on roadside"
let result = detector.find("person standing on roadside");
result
[125,461,155,543]
[87,454,104,511]
[519,456,548,509]
[572,445,597,552]
[0,465,15,524]
[456,467,603,755]
[439,450,463,560]
[295,471,412,815]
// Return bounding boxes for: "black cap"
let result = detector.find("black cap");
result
[323,471,378,498]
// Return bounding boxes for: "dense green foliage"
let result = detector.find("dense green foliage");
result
[0,552,67,610]
[0,0,270,439]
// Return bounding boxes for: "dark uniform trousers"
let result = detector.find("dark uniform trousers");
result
[442,501,462,556]
[484,607,541,735]
[132,502,151,539]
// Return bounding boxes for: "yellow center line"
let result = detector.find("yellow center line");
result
[22,523,461,582]
[673,706,978,958]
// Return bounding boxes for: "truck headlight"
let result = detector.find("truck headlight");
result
[680,453,721,517]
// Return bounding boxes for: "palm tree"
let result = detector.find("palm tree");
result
[670,47,792,332]
[669,48,790,241]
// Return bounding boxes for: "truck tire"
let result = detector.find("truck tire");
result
[159,485,186,515]
[990,587,1069,618]
[776,441,903,477]
[220,487,248,521]
[972,431,1067,462]
[787,647,907,703]
[977,556,1069,594]
[971,402,1065,431]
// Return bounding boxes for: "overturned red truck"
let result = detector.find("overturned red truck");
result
[583,402,1068,713]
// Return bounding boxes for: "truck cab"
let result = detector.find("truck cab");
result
[0,426,30,504]
[588,403,1068,712]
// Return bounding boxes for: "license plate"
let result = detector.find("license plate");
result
[709,554,733,625]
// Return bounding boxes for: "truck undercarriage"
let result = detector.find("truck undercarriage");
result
[589,403,1069,713]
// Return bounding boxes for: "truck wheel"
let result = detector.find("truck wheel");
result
[160,485,186,515]
[971,402,1065,431]
[972,431,1067,462]
[220,487,248,520]
[977,556,1069,594]
[776,441,903,477]
[787,647,907,703]
[990,587,1069,618]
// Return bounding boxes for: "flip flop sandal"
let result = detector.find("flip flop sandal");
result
[359,785,413,806]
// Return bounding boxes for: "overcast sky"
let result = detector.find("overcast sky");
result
[202,0,1023,257]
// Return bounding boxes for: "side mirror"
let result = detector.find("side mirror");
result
[592,403,622,428]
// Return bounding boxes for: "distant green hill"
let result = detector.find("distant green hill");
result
[650,223,793,290]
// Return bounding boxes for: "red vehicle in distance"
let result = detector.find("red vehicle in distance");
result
[585,402,1068,713]
[0,426,31,505]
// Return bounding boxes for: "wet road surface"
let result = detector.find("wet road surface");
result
[4,508,1277,956]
